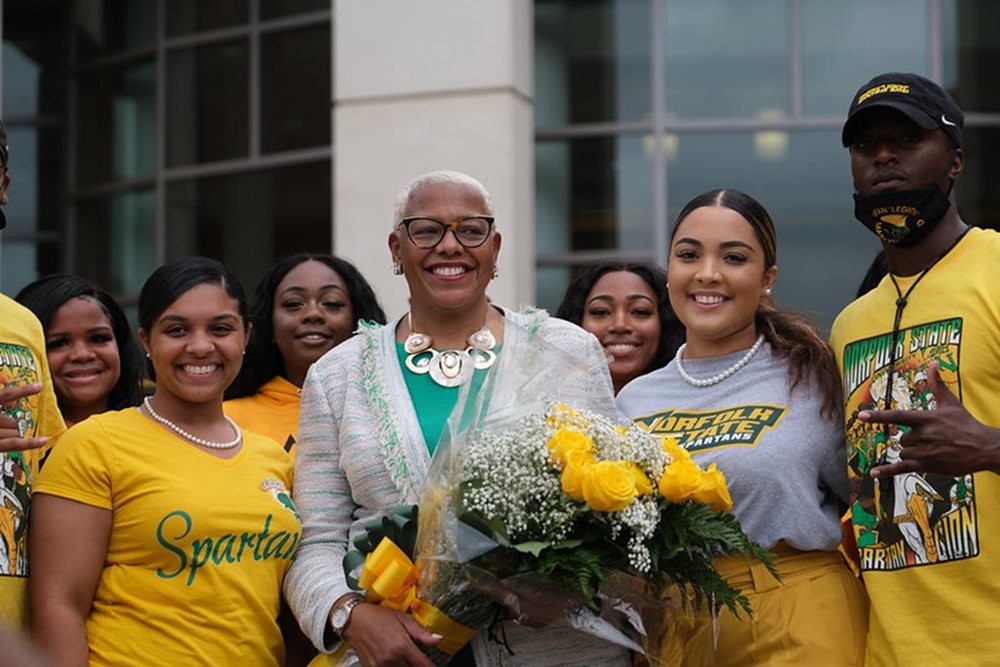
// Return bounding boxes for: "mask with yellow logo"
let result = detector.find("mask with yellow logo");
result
[853,184,951,247]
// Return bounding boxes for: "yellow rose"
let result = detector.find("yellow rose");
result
[661,437,692,463]
[560,449,595,501]
[691,463,734,512]
[582,461,639,512]
[624,462,654,496]
[547,428,594,466]
[658,457,704,503]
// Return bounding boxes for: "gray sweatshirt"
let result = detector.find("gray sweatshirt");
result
[617,343,848,551]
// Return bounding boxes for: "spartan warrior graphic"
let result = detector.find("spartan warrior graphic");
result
[843,317,978,572]
[0,455,28,575]
[1,343,41,577]
[884,430,943,564]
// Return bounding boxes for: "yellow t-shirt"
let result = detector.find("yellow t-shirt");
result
[34,408,300,666]
[225,375,301,460]
[0,293,66,627]
[830,227,1000,665]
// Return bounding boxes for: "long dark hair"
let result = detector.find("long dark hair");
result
[16,273,145,412]
[673,189,842,417]
[138,257,250,382]
[556,262,683,375]
[226,254,386,399]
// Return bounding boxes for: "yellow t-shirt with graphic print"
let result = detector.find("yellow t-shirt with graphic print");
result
[830,227,1000,666]
[35,408,299,667]
[0,293,66,627]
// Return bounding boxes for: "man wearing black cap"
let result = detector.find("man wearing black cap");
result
[0,120,66,628]
[831,73,1000,663]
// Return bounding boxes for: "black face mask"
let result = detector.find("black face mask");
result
[853,184,952,248]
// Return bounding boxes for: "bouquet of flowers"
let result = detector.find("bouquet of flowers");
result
[343,327,773,665]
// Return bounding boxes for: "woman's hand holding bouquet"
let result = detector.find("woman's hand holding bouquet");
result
[340,603,441,667]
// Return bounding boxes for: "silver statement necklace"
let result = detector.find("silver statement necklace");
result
[142,396,242,449]
[403,313,497,388]
[674,335,765,388]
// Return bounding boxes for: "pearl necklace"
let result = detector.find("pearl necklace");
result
[403,313,497,388]
[674,335,765,388]
[142,397,242,449]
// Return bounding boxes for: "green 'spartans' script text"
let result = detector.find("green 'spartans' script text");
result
[156,511,299,585]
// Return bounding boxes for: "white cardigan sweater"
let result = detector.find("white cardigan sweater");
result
[284,307,629,666]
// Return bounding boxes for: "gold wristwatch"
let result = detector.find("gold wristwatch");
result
[330,595,363,638]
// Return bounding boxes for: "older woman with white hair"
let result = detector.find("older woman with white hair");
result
[284,171,628,666]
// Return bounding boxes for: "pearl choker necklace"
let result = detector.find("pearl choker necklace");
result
[403,313,497,388]
[674,335,765,388]
[142,397,242,449]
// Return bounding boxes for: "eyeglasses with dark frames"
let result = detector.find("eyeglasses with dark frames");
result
[397,215,495,248]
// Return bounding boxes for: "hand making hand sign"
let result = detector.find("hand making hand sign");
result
[0,382,50,453]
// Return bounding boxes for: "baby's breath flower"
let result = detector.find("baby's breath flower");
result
[460,403,670,557]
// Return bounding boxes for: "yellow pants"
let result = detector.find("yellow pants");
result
[710,544,868,666]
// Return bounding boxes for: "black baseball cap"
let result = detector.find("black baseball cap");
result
[841,72,964,149]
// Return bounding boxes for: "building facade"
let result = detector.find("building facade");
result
[2,0,998,326]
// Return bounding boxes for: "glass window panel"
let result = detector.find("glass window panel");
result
[666,130,879,331]
[76,60,156,187]
[958,127,1000,232]
[166,40,250,166]
[664,0,787,119]
[535,265,574,318]
[165,161,331,292]
[943,0,1000,112]
[5,125,62,235]
[1,240,59,296]
[165,0,249,37]
[3,22,68,119]
[536,134,654,255]
[260,25,331,153]
[74,189,156,296]
[535,0,651,126]
[75,0,156,61]
[802,0,929,116]
[2,43,42,119]
[260,0,330,21]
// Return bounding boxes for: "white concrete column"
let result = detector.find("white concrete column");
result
[332,0,534,319]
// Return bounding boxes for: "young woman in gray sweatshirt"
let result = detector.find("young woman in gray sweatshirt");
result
[617,189,867,667]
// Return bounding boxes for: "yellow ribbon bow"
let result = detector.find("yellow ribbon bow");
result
[358,536,419,611]
[359,536,477,655]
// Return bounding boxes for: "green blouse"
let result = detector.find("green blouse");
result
[394,341,495,455]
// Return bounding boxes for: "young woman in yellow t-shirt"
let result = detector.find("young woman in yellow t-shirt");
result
[31,257,300,667]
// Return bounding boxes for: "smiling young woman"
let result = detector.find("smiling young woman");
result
[225,254,386,457]
[31,257,301,667]
[617,189,868,666]
[556,262,684,394]
[16,274,145,426]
